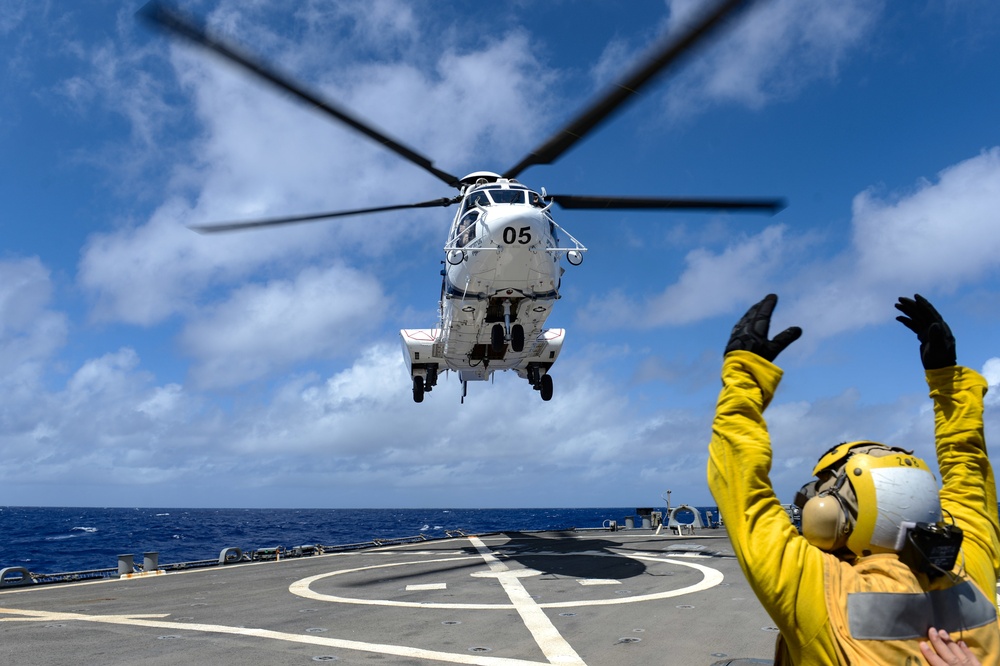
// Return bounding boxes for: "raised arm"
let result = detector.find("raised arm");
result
[895,294,1000,595]
[708,296,831,652]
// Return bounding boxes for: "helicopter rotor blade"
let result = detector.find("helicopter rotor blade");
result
[549,194,784,214]
[503,0,756,180]
[138,1,462,190]
[189,197,461,234]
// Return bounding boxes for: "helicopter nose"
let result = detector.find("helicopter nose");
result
[486,208,547,247]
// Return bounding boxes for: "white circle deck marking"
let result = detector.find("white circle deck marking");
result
[289,552,723,609]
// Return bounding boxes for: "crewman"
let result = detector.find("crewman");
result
[707,293,1000,664]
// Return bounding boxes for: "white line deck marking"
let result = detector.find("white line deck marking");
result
[467,536,586,666]
[577,579,620,586]
[0,607,546,666]
[407,583,447,591]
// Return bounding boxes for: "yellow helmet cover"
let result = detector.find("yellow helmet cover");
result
[804,441,942,557]
[844,449,941,556]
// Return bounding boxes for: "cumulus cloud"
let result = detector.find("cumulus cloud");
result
[663,0,883,116]
[0,258,67,383]
[583,0,880,131]
[852,148,1000,287]
[580,224,794,329]
[982,358,1000,408]
[0,341,210,493]
[581,143,1000,343]
[783,148,1000,340]
[0,258,206,493]
[181,265,386,388]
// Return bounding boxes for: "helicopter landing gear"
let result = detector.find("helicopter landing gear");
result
[527,366,553,401]
[539,373,553,401]
[491,299,524,353]
[491,322,524,352]
[412,367,438,403]
[510,324,525,352]
[490,324,505,353]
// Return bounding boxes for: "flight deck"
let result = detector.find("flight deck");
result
[0,529,778,665]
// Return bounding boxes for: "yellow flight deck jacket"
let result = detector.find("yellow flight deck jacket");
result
[708,351,1000,665]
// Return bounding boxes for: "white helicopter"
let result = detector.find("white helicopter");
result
[141,0,782,404]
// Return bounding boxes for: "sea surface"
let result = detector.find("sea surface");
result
[0,506,717,574]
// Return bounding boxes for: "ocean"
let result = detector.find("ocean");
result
[0,506,716,575]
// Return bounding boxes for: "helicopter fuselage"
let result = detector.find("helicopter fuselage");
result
[400,173,586,402]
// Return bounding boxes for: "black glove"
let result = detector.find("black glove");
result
[725,294,802,362]
[894,294,956,370]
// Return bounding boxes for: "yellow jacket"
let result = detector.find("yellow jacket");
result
[708,351,1000,665]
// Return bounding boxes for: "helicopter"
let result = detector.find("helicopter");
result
[140,0,783,404]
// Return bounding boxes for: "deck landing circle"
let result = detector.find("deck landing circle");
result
[289,551,723,609]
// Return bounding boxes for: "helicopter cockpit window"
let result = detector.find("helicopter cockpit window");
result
[465,191,489,210]
[455,210,478,248]
[486,189,525,205]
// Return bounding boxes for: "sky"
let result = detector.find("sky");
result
[1,0,999,510]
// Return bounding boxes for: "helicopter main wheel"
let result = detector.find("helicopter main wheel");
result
[412,375,425,403]
[511,324,525,352]
[490,324,505,353]
[539,373,553,401]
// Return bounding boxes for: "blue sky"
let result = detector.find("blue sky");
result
[2,0,999,509]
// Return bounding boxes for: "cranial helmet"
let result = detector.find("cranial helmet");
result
[793,441,942,557]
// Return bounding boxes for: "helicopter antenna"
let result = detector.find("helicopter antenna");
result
[138,2,463,190]
[504,0,757,180]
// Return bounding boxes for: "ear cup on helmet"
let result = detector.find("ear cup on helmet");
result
[802,492,850,551]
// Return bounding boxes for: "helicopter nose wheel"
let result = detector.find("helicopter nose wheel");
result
[510,324,525,353]
[412,375,425,403]
[491,323,524,353]
[491,324,505,353]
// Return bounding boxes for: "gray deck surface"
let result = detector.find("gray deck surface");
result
[0,530,779,665]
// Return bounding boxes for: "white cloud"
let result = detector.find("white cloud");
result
[852,148,1000,288]
[0,257,67,384]
[0,344,208,487]
[180,265,386,388]
[663,0,882,115]
[783,147,1000,340]
[580,224,793,329]
[581,145,1000,342]
[0,0,28,35]
[584,0,880,125]
[983,357,1000,407]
